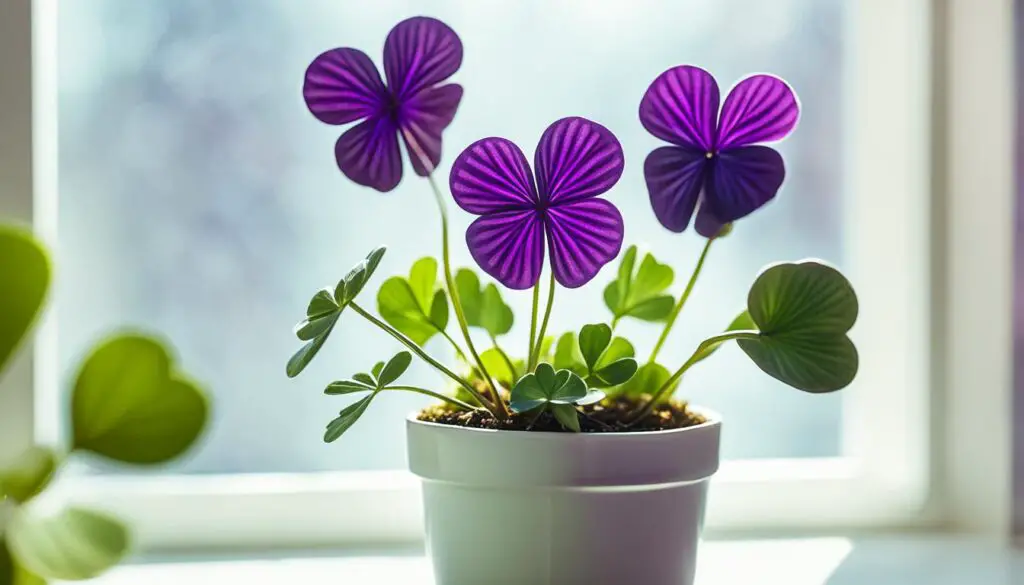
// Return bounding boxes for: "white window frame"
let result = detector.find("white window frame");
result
[0,0,1013,553]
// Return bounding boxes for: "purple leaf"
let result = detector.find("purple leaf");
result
[399,83,463,176]
[383,17,463,101]
[450,137,538,214]
[644,146,708,233]
[716,74,799,150]
[706,145,785,222]
[466,210,545,290]
[546,199,624,288]
[303,48,388,125]
[334,115,402,192]
[639,65,719,151]
[534,117,624,205]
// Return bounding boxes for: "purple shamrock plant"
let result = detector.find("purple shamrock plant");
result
[302,16,508,418]
[289,17,859,439]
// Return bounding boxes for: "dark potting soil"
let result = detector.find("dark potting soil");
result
[418,395,705,433]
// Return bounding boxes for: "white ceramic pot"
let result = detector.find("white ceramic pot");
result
[407,408,722,585]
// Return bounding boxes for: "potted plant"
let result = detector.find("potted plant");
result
[290,17,857,585]
[0,223,210,584]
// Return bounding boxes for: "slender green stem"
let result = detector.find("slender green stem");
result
[441,330,470,363]
[400,128,506,417]
[527,282,540,368]
[489,334,518,382]
[648,237,715,364]
[423,172,507,417]
[349,302,497,414]
[442,329,487,380]
[630,330,760,423]
[385,385,479,411]
[529,271,556,370]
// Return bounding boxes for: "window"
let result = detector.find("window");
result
[2,0,951,552]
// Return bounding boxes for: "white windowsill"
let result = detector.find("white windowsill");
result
[80,534,1023,584]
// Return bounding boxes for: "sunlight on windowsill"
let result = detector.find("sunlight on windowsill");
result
[81,535,1024,585]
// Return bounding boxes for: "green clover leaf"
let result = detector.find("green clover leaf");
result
[0,447,58,505]
[325,351,413,396]
[738,261,859,392]
[555,325,638,389]
[509,363,602,432]
[71,334,209,465]
[6,507,128,581]
[455,268,514,337]
[0,225,50,378]
[604,246,675,323]
[322,351,415,442]
[288,246,386,378]
[377,257,449,345]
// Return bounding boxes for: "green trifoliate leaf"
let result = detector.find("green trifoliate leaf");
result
[604,246,675,323]
[509,363,588,413]
[578,323,612,372]
[290,247,387,376]
[377,351,412,387]
[377,257,448,345]
[6,506,129,581]
[455,269,514,337]
[618,361,679,400]
[0,225,50,378]
[547,369,588,403]
[72,334,208,465]
[0,447,58,504]
[324,395,374,443]
[550,403,581,432]
[738,261,859,393]
[328,351,412,395]
[558,329,637,388]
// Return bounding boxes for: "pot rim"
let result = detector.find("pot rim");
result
[406,404,721,439]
